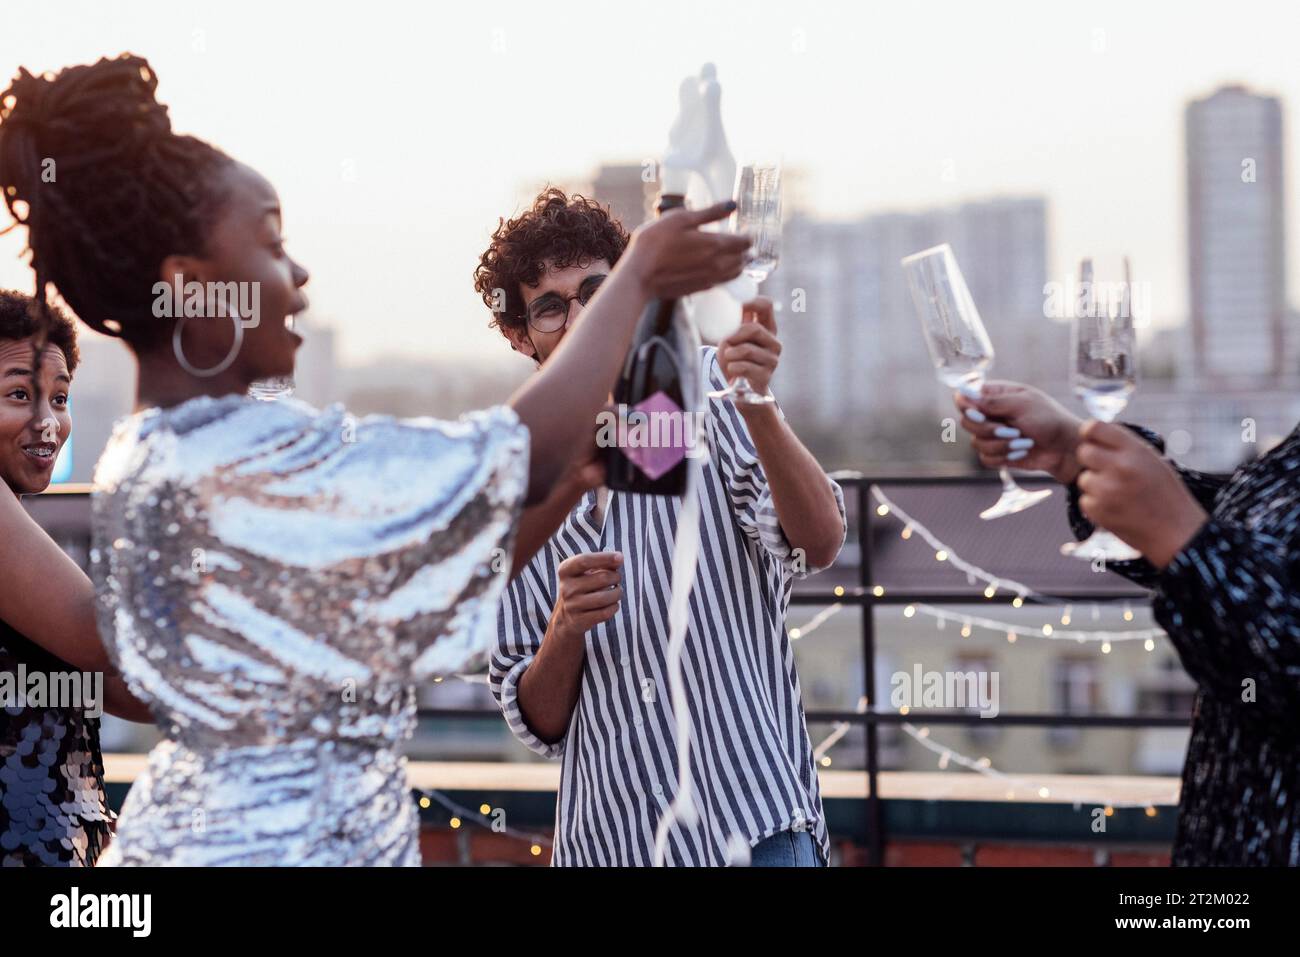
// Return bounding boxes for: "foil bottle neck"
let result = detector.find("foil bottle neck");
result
[656,193,687,216]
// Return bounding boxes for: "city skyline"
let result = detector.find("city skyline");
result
[36,71,1300,480]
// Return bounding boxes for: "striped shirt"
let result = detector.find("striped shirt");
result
[490,347,846,866]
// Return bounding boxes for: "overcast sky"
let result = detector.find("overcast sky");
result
[3,0,1296,364]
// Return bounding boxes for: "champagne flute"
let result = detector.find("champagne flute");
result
[1060,257,1141,561]
[902,244,1053,520]
[707,160,781,405]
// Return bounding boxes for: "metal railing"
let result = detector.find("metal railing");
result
[415,474,1189,866]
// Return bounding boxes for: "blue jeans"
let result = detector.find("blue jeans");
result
[749,830,824,867]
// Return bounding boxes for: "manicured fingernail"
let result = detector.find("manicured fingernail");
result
[994,426,1021,439]
[1008,438,1034,450]
[725,200,738,211]
[963,408,987,423]
[958,383,983,400]
[1006,449,1028,461]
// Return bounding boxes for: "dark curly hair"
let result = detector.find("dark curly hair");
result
[473,187,629,339]
[0,53,235,352]
[0,288,79,373]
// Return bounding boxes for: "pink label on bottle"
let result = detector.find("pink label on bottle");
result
[622,390,687,481]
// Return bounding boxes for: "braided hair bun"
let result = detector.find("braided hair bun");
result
[0,53,233,347]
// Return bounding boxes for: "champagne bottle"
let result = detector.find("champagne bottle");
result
[604,194,700,496]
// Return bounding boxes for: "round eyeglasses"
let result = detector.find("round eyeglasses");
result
[525,274,608,333]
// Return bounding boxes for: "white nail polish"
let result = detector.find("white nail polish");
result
[964,408,987,423]
[958,382,983,400]
[994,426,1021,439]
[1009,438,1034,450]
[1007,449,1028,461]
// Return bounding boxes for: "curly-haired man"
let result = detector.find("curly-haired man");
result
[475,188,846,866]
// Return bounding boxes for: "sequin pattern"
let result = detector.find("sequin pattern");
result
[89,395,528,865]
[0,623,113,867]
[1068,422,1300,865]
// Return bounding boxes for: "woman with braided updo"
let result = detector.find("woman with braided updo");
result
[0,53,749,865]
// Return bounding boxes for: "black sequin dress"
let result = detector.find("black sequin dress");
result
[0,618,113,866]
[1067,423,1300,865]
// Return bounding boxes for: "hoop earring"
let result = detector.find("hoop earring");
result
[173,313,244,378]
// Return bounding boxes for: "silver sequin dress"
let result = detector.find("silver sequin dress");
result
[88,394,528,866]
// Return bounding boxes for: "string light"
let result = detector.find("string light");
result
[782,590,1163,653]
[416,788,554,850]
[811,696,869,763]
[907,603,1164,644]
[788,602,844,641]
[897,724,1175,811]
[806,712,1175,815]
[787,484,1178,823]
[869,486,1150,611]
